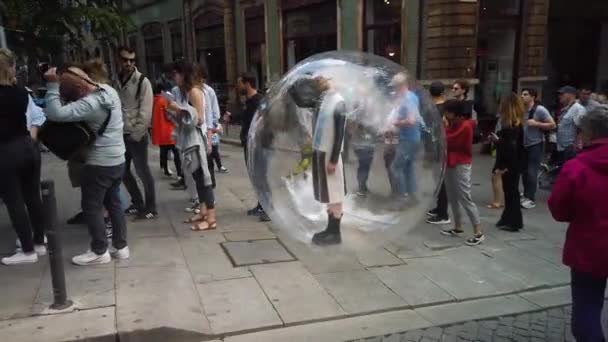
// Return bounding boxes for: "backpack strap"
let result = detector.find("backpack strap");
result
[97,108,112,136]
[135,74,145,101]
[528,103,538,120]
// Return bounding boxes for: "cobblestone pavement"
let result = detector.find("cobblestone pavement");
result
[353,303,608,342]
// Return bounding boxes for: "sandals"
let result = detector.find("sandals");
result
[184,213,206,223]
[486,203,504,209]
[190,220,217,231]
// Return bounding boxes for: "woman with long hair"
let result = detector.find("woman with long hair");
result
[0,48,46,265]
[494,93,525,231]
[166,61,217,231]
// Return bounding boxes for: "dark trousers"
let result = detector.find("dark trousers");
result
[209,145,223,169]
[523,143,543,201]
[192,167,215,209]
[0,136,45,253]
[159,144,183,177]
[384,145,399,195]
[244,143,263,210]
[500,171,523,228]
[123,134,157,212]
[571,269,607,342]
[207,154,216,189]
[434,182,449,219]
[81,163,127,255]
[354,148,374,191]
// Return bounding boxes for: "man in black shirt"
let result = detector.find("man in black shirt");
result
[224,72,268,220]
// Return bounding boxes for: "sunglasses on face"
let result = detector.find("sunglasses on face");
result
[453,87,461,91]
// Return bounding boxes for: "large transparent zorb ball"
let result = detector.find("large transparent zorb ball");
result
[248,51,445,251]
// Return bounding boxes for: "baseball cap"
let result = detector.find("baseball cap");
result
[557,86,577,95]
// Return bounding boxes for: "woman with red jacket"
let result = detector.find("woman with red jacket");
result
[151,83,182,178]
[548,106,608,342]
[439,100,484,246]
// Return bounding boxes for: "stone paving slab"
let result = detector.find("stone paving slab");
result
[0,307,115,342]
[197,277,282,334]
[225,308,432,342]
[370,265,456,307]
[251,262,345,323]
[355,249,403,267]
[221,239,295,267]
[0,262,46,320]
[315,270,407,314]
[180,238,252,284]
[116,236,187,268]
[33,262,115,314]
[222,227,276,241]
[415,295,540,326]
[519,286,572,308]
[116,265,211,337]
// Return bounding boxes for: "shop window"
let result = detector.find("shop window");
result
[169,20,183,61]
[364,0,401,63]
[142,23,164,79]
[283,0,337,70]
[245,5,266,88]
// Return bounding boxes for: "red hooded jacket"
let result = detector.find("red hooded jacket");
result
[548,138,608,277]
[445,119,475,167]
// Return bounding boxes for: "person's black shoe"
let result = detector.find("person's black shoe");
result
[124,205,140,216]
[495,220,507,228]
[170,178,186,190]
[427,208,439,217]
[67,211,86,225]
[247,205,263,216]
[134,211,158,220]
[426,216,451,225]
[259,211,271,222]
[500,225,522,232]
[312,215,342,246]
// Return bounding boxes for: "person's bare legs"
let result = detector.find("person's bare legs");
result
[489,172,504,208]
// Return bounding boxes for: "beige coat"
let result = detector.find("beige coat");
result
[116,68,153,142]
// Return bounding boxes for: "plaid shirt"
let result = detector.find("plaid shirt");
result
[556,101,586,151]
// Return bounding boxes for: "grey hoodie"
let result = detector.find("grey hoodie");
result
[45,83,126,166]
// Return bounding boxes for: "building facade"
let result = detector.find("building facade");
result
[121,0,608,115]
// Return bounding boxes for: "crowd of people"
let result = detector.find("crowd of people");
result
[0,46,264,265]
[1,45,607,342]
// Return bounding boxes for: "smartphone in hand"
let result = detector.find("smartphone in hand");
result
[161,91,175,102]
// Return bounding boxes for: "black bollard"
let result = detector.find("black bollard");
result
[41,180,73,310]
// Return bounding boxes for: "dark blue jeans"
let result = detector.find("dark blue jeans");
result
[523,143,543,201]
[123,134,157,212]
[81,163,127,255]
[571,269,607,342]
[354,147,375,192]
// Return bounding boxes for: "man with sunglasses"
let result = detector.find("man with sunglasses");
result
[115,47,157,220]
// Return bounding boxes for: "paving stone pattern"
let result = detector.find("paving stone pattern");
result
[353,303,608,342]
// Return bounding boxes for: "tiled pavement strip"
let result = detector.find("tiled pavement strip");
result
[1,141,606,341]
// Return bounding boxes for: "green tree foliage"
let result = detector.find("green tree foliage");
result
[2,0,132,56]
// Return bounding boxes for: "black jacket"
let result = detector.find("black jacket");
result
[495,125,524,172]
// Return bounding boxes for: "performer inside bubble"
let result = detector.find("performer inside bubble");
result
[247,51,444,250]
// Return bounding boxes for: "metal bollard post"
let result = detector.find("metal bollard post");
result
[41,180,73,310]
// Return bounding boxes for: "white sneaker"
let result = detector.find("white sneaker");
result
[15,236,47,249]
[109,246,130,260]
[521,199,536,209]
[72,250,111,266]
[2,251,38,265]
[34,245,47,256]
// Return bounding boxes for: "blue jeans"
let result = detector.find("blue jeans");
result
[523,143,543,201]
[571,269,606,342]
[81,163,127,255]
[391,141,419,196]
[354,147,375,191]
